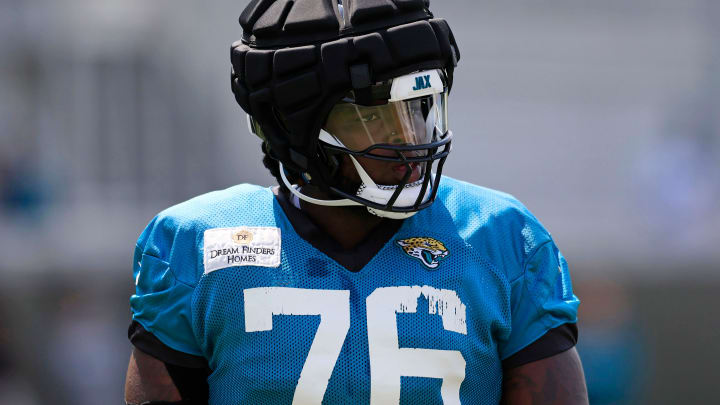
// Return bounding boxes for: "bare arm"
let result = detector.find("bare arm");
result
[501,347,589,405]
[124,347,182,405]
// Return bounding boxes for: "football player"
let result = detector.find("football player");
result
[125,1,588,404]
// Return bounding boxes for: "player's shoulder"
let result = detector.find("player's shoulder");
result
[156,183,272,227]
[434,176,554,275]
[136,183,274,265]
[437,176,538,225]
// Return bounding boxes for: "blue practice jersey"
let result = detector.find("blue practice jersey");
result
[130,176,579,405]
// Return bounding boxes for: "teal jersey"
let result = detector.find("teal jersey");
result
[130,176,579,405]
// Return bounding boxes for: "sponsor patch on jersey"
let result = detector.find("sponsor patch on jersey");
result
[396,237,449,269]
[203,227,281,273]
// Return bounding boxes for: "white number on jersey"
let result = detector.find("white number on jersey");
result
[244,287,350,404]
[367,286,467,405]
[243,286,467,404]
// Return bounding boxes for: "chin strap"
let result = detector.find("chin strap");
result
[278,159,430,220]
[279,161,361,207]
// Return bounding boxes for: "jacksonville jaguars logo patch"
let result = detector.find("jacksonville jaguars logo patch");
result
[396,237,449,269]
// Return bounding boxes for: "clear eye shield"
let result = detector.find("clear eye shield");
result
[321,69,449,154]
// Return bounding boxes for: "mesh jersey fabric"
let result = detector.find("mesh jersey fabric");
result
[130,176,579,405]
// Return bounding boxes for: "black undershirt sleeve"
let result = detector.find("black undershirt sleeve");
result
[128,321,210,403]
[501,323,578,370]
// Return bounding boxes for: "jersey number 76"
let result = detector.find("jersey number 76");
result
[244,286,467,404]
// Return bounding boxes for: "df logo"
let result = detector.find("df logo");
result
[231,230,253,245]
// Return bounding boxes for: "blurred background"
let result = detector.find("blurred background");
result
[0,0,718,403]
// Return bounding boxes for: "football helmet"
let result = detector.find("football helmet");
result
[232,0,459,218]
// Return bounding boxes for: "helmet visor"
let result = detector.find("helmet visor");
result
[322,92,448,152]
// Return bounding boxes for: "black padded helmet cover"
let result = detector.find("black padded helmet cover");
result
[231,0,460,186]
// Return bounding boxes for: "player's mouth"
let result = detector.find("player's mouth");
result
[393,162,421,183]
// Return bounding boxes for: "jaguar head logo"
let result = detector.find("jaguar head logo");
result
[396,237,449,269]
